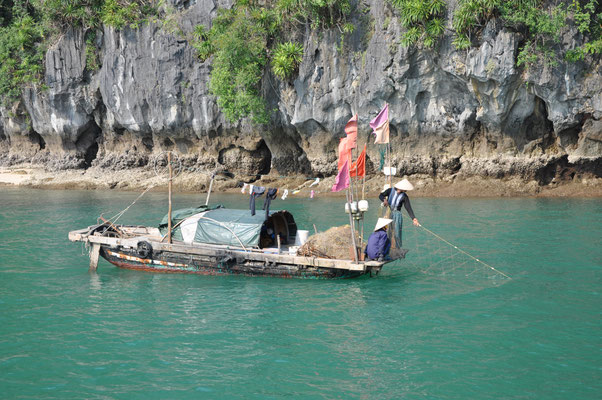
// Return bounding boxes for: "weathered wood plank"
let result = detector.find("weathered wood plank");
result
[89,243,100,272]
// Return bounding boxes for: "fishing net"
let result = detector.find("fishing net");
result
[397,223,511,293]
[297,225,354,260]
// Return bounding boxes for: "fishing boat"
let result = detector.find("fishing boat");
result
[68,204,395,279]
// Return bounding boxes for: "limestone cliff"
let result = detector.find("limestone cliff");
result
[0,0,600,186]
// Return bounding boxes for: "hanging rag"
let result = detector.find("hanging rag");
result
[241,183,248,194]
[262,188,278,219]
[309,178,320,187]
[249,186,265,216]
[310,190,315,199]
[379,144,387,171]
[249,184,254,195]
[281,189,289,200]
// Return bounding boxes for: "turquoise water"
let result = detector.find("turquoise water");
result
[0,188,600,399]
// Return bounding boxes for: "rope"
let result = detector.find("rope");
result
[418,225,511,279]
[99,184,157,234]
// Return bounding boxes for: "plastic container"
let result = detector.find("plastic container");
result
[294,230,309,246]
[383,167,397,176]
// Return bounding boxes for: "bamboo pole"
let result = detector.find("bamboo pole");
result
[346,190,359,262]
[205,172,214,206]
[167,151,173,244]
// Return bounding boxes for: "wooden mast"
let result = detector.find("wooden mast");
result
[346,149,359,262]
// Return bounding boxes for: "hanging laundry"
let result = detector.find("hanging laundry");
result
[379,144,387,171]
[241,183,248,194]
[249,184,254,195]
[262,188,278,219]
[292,189,301,195]
[309,177,320,187]
[249,186,265,216]
[281,189,289,200]
[310,190,315,199]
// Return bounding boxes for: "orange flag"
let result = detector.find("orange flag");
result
[350,145,366,177]
[337,137,351,171]
[345,114,358,150]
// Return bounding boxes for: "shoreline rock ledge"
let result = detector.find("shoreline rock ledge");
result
[0,1,600,196]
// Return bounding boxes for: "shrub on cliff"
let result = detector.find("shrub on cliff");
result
[389,0,446,48]
[192,0,353,124]
[0,5,46,104]
[272,42,304,80]
[452,0,602,69]
[0,0,160,105]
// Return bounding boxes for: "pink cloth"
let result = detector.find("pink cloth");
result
[369,104,389,130]
[337,137,351,171]
[344,114,358,150]
[331,159,350,192]
[373,119,389,144]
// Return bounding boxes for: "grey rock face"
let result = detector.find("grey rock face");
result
[0,0,600,184]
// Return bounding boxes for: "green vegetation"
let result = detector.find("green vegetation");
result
[389,0,446,48]
[452,0,498,50]
[272,42,304,80]
[565,0,602,61]
[0,3,46,103]
[0,0,159,105]
[452,0,602,69]
[192,0,353,124]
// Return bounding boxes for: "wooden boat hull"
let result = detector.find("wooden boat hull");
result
[69,224,390,279]
[99,245,368,279]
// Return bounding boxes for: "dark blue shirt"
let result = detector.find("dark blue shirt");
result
[365,230,391,260]
[378,188,416,219]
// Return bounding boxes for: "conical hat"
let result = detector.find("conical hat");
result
[374,218,393,231]
[394,178,414,191]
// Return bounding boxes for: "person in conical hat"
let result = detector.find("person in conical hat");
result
[378,178,420,249]
[364,218,393,261]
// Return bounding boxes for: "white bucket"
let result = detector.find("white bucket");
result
[295,230,309,246]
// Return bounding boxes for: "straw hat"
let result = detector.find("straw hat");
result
[394,178,414,191]
[374,218,393,231]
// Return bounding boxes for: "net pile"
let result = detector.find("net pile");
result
[297,225,354,260]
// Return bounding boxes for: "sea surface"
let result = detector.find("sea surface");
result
[0,187,600,399]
